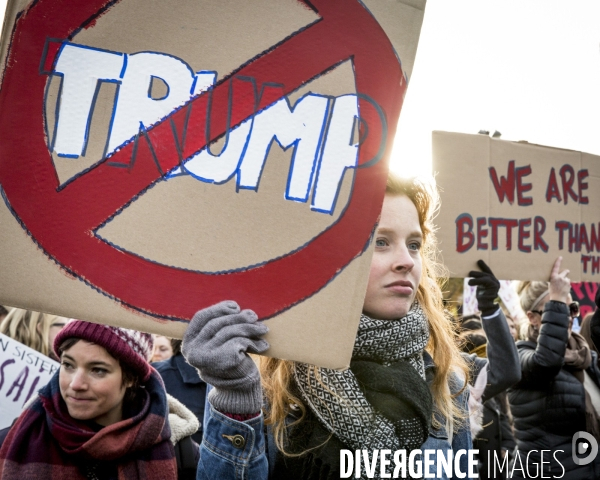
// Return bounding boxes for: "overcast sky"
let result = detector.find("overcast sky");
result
[1,1,598,180]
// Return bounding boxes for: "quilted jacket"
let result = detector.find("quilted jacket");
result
[508,300,600,479]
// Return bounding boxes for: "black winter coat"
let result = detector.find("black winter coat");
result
[475,393,516,480]
[508,300,600,480]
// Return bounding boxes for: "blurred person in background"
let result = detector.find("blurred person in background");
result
[153,338,207,444]
[509,257,600,479]
[580,312,599,357]
[505,313,520,342]
[0,306,8,324]
[0,308,67,361]
[152,334,174,363]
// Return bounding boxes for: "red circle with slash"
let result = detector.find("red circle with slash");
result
[0,0,405,321]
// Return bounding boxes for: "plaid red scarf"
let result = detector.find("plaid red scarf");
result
[0,369,177,479]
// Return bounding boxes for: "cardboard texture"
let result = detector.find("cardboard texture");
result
[433,131,600,283]
[0,0,426,369]
[0,333,59,429]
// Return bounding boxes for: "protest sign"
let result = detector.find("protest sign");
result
[461,280,479,316]
[433,131,600,283]
[0,0,426,368]
[462,278,527,325]
[498,280,528,325]
[0,333,59,429]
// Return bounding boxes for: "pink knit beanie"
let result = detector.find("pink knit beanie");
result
[54,320,154,381]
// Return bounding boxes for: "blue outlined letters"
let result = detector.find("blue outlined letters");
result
[237,93,330,201]
[311,94,359,214]
[52,44,124,158]
[108,52,214,154]
[50,42,369,214]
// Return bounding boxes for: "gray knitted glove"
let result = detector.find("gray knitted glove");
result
[182,301,269,414]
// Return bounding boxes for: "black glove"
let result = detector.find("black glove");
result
[468,260,501,317]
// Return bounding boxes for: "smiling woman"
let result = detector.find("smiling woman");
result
[0,320,200,480]
[59,340,132,426]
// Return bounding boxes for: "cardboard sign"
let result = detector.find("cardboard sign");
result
[498,280,528,325]
[433,131,600,283]
[571,282,599,320]
[0,0,426,369]
[0,333,59,429]
[461,280,479,316]
[462,279,527,325]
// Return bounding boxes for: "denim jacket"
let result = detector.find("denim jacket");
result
[196,356,473,480]
[197,405,267,480]
[419,351,473,479]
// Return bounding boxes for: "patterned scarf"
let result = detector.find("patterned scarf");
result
[292,303,431,456]
[0,369,177,480]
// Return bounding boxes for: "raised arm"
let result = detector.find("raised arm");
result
[517,257,571,387]
[468,260,520,402]
[182,301,270,480]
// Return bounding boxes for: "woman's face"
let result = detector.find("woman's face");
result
[151,335,173,362]
[37,316,68,361]
[528,294,574,332]
[363,194,423,320]
[506,316,518,341]
[59,340,130,426]
[47,317,68,360]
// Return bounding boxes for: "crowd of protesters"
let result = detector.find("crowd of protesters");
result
[0,173,598,479]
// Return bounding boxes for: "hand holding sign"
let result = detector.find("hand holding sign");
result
[0,0,426,369]
[548,257,571,304]
[468,260,500,317]
[433,132,600,282]
[182,301,268,414]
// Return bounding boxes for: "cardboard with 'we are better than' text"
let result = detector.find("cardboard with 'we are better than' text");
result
[433,131,600,283]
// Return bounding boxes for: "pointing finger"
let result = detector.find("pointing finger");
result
[550,256,562,279]
[476,259,494,276]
